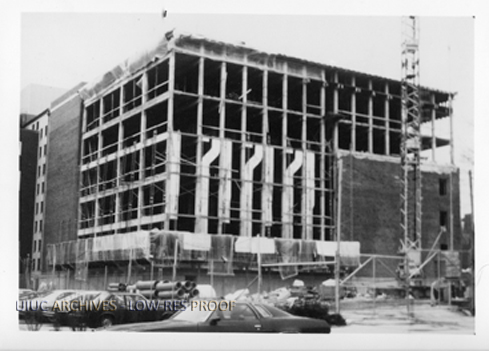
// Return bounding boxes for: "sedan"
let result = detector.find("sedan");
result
[106,301,331,333]
[59,291,169,329]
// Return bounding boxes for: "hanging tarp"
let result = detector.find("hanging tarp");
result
[66,240,77,264]
[91,232,150,262]
[316,241,336,257]
[45,244,54,266]
[339,241,360,266]
[300,240,318,262]
[235,237,252,253]
[75,239,88,281]
[150,231,179,266]
[315,241,360,266]
[182,233,212,251]
[178,232,208,261]
[275,238,300,280]
[208,235,235,276]
[251,237,276,254]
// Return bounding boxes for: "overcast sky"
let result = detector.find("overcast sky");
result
[20,10,474,215]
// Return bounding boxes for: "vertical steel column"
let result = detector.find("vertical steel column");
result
[218,60,227,235]
[281,65,288,238]
[385,83,390,156]
[319,69,326,241]
[262,68,270,237]
[240,59,248,236]
[351,76,356,151]
[301,67,308,239]
[335,157,343,314]
[194,50,205,232]
[449,94,454,251]
[368,79,373,154]
[138,73,148,231]
[165,51,175,231]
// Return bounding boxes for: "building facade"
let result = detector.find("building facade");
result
[35,31,463,292]
[21,110,49,277]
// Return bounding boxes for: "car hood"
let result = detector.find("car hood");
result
[105,319,195,332]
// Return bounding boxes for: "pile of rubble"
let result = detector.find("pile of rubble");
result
[225,279,347,326]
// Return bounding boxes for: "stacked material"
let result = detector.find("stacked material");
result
[133,280,199,300]
[108,282,127,292]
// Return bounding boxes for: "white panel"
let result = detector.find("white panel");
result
[218,139,233,222]
[195,138,221,233]
[166,132,181,219]
[303,151,316,240]
[240,144,263,237]
[282,149,303,239]
[262,146,274,226]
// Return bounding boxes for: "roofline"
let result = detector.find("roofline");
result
[20,108,50,128]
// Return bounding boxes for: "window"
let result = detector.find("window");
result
[38,166,41,177]
[43,164,46,175]
[39,147,42,158]
[40,201,43,213]
[35,203,38,214]
[34,221,37,232]
[36,121,39,130]
[37,258,40,270]
[33,240,37,252]
[40,128,43,139]
[39,220,43,232]
[36,184,39,195]
[38,239,42,251]
[123,77,143,112]
[44,145,47,156]
[229,304,258,320]
[42,182,45,193]
[440,211,448,227]
[45,125,48,136]
[439,178,447,196]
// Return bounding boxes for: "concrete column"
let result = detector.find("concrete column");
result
[319,69,326,241]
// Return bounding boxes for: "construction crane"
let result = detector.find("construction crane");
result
[400,16,422,314]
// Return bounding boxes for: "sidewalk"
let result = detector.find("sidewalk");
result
[333,299,474,334]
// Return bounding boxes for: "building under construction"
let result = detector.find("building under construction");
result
[37,30,464,296]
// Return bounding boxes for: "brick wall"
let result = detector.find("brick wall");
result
[340,154,462,278]
[43,95,83,271]
[19,129,38,267]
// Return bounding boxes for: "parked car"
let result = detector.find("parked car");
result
[49,290,104,327]
[19,289,77,322]
[58,291,170,329]
[19,289,36,300]
[105,301,331,333]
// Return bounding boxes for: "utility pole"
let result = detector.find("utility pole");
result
[335,157,343,315]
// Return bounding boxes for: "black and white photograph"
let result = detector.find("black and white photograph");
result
[2,0,488,350]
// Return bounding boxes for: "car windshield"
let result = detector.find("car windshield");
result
[44,291,76,303]
[256,304,292,318]
[171,308,214,322]
[69,291,104,302]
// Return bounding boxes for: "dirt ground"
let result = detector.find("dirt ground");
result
[332,298,474,334]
